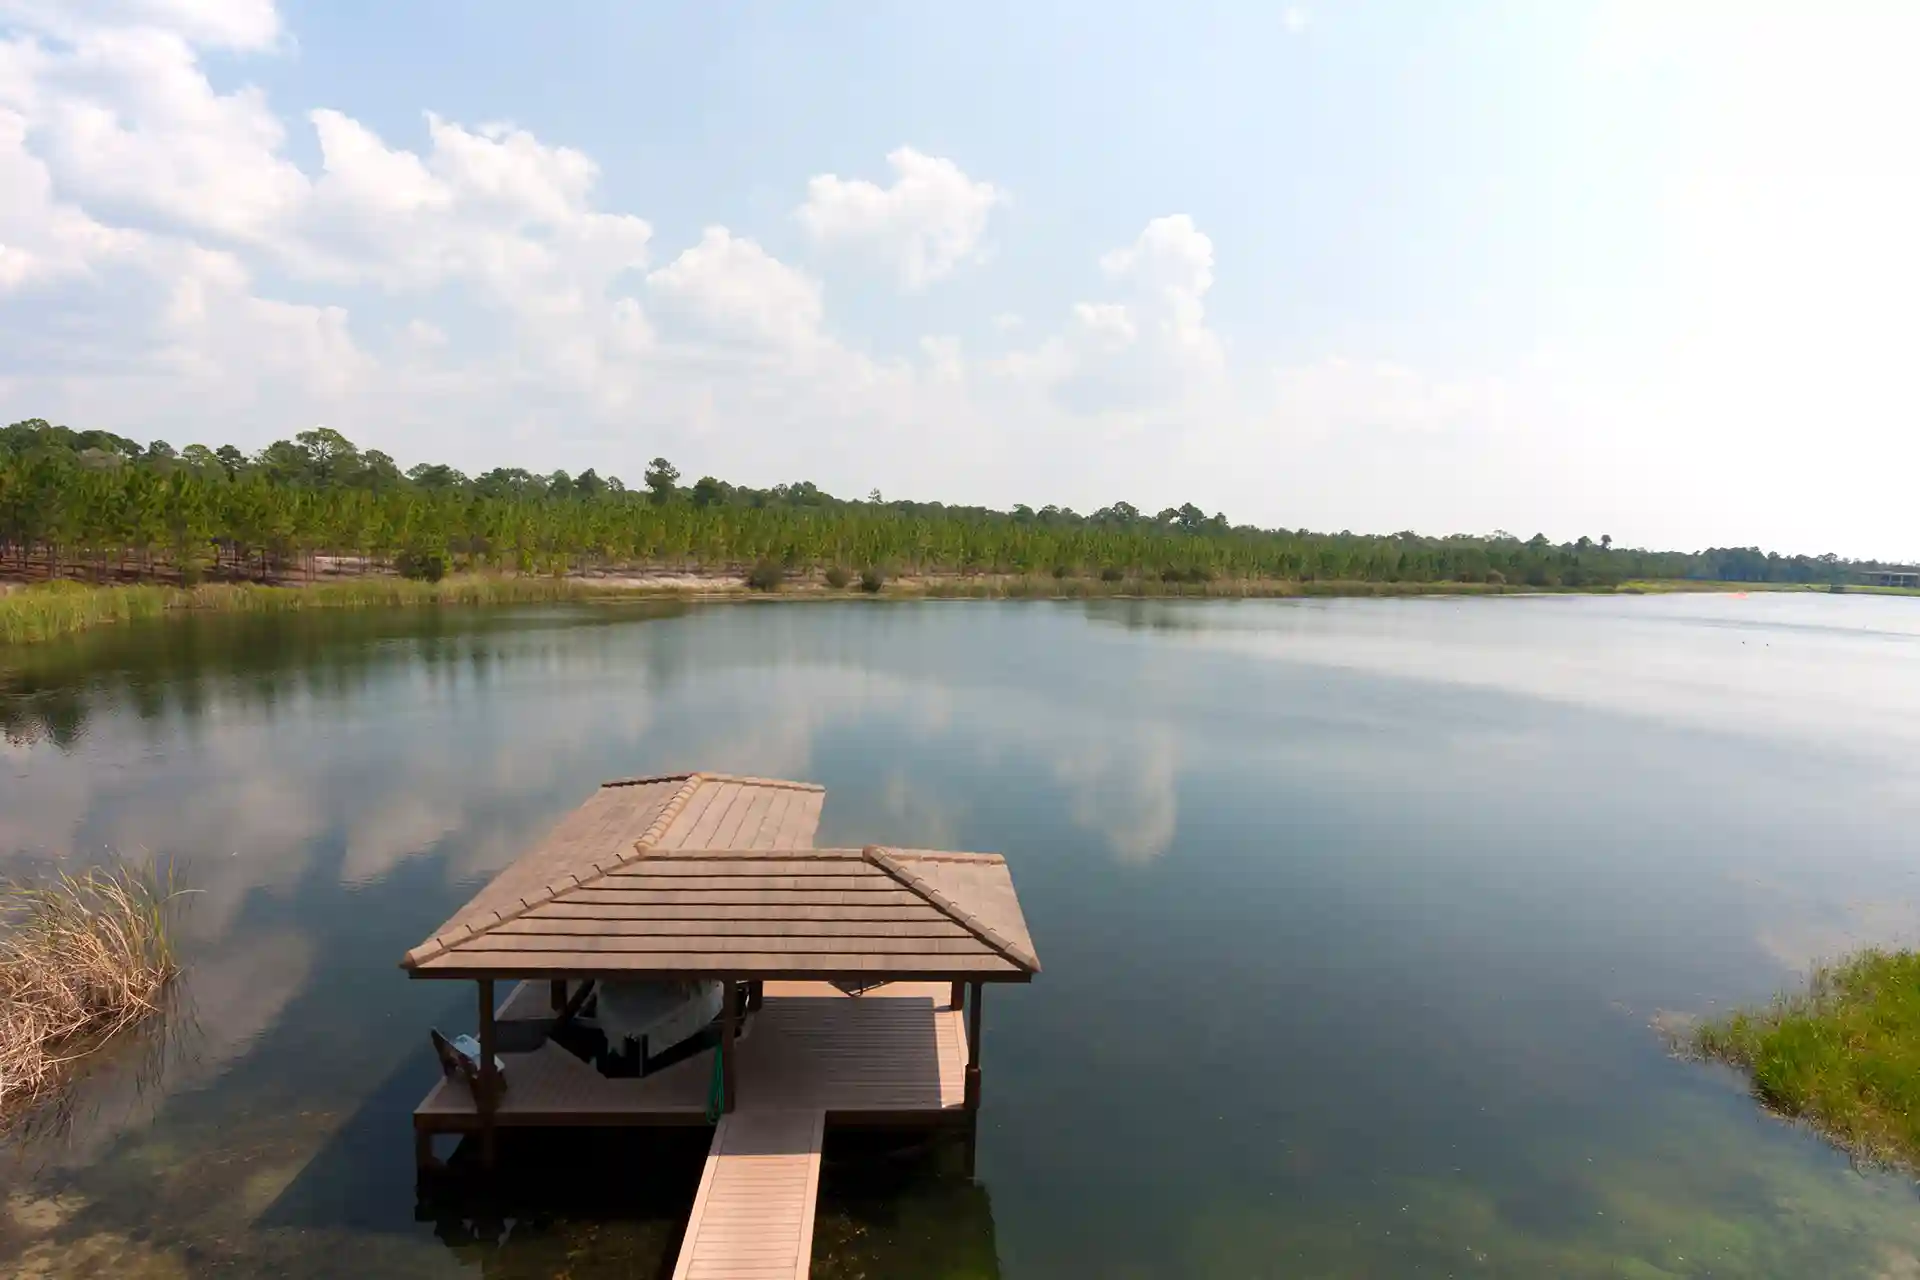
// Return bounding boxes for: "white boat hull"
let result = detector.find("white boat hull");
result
[591,979,725,1063]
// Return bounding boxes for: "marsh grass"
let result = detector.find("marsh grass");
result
[910,575,1525,600]
[0,571,1778,648]
[0,861,187,1131]
[1684,948,1920,1171]
[0,575,606,646]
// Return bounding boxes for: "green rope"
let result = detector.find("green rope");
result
[706,1039,724,1124]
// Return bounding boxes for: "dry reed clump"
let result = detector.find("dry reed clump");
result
[0,862,183,1130]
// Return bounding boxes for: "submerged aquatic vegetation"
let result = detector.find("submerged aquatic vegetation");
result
[1685,948,1920,1171]
[0,861,186,1131]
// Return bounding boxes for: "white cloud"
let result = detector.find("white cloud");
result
[424,111,599,225]
[797,146,1003,289]
[9,22,307,240]
[992,214,1226,415]
[300,110,653,299]
[1071,301,1136,348]
[0,107,140,290]
[648,226,824,350]
[1097,213,1221,372]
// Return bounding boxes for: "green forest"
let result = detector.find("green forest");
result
[0,418,1870,588]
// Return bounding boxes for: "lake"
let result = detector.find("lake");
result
[4,593,1920,1277]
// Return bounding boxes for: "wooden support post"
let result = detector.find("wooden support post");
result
[949,980,965,1011]
[965,981,983,1111]
[556,978,596,1028]
[747,979,765,1013]
[477,978,498,1170]
[721,977,739,1114]
[549,979,567,1012]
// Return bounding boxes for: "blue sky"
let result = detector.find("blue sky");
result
[2,1,1916,555]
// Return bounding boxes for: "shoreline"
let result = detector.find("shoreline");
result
[0,571,1838,648]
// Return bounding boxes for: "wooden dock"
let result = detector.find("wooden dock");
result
[402,772,1039,1278]
[672,1108,824,1280]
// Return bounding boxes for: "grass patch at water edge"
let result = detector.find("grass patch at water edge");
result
[1685,948,1920,1171]
[1,861,186,1132]
[0,575,609,646]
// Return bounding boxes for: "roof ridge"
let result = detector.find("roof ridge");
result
[885,850,1007,865]
[864,846,1039,972]
[401,774,708,968]
[596,773,822,793]
[644,848,864,859]
[693,773,825,792]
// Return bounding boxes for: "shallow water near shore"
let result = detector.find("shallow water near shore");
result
[4,593,1920,1277]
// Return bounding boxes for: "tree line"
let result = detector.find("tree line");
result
[0,418,1872,587]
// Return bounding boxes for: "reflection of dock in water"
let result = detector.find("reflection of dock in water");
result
[411,1124,1001,1278]
[399,772,1038,1278]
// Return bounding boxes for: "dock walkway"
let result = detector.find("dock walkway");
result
[671,1108,824,1280]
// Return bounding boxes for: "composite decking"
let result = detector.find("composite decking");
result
[671,1108,824,1280]
[414,981,969,1133]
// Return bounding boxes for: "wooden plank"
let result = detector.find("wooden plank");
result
[535,902,956,923]
[445,934,997,956]
[493,919,972,939]
[418,950,1020,973]
[610,861,870,878]
[649,849,869,861]
[760,791,814,850]
[564,888,929,908]
[682,783,751,847]
[713,789,775,851]
[562,786,642,867]
[778,793,824,849]
[746,791,796,850]
[673,1109,824,1280]
[595,872,900,891]
[653,780,725,850]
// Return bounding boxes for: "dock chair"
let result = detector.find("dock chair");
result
[430,1028,506,1096]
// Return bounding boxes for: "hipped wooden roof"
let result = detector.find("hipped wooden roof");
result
[403,775,1038,981]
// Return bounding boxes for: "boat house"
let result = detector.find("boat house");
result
[402,772,1039,1278]
[1855,567,1920,589]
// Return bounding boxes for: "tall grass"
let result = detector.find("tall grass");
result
[0,861,186,1130]
[0,575,609,646]
[0,569,1738,648]
[1684,948,1920,1171]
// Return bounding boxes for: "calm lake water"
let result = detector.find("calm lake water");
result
[4,593,1920,1277]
